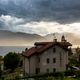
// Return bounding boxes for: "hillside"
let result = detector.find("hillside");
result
[0,30,80,47]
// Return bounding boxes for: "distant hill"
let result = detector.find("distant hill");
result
[0,30,80,47]
[0,30,44,46]
[45,33,80,47]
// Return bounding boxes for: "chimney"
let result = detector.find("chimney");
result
[54,39,57,42]
[53,33,57,42]
[25,48,28,52]
[61,35,66,42]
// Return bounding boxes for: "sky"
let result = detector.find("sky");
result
[0,0,80,36]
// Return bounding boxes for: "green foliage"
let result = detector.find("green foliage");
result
[68,57,79,67]
[0,56,3,61]
[4,52,20,71]
[0,69,2,77]
[68,47,80,67]
[64,70,75,76]
[75,70,80,77]
[47,76,54,80]
[15,76,21,80]
[63,77,76,80]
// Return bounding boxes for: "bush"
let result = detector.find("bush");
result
[47,76,53,80]
[0,70,2,77]
[64,70,75,76]
[4,52,20,71]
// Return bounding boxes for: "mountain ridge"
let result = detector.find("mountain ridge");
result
[0,30,80,47]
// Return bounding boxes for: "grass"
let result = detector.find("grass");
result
[64,77,77,80]
[1,70,80,80]
[46,77,79,80]
[0,67,23,80]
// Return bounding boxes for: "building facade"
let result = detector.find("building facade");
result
[22,36,72,75]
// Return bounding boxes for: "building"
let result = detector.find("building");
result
[22,36,72,75]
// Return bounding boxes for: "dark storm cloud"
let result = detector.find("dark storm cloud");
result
[0,0,80,23]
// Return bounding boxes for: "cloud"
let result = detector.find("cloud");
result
[0,15,49,35]
[0,0,80,36]
[0,15,25,31]
[0,15,80,36]
[0,0,80,23]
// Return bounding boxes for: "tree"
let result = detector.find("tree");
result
[0,69,2,77]
[4,52,20,71]
[0,56,3,61]
[0,56,3,76]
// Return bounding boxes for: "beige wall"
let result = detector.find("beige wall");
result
[23,55,38,75]
[23,45,68,75]
[39,46,68,73]
[23,57,29,75]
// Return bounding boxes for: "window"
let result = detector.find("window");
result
[53,47,56,52]
[46,68,49,73]
[38,57,40,63]
[53,68,56,72]
[53,58,56,63]
[47,58,49,64]
[35,68,40,74]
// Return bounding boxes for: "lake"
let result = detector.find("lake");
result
[0,46,30,56]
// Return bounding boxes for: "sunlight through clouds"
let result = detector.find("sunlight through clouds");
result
[0,15,80,36]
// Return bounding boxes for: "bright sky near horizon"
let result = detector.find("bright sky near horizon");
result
[0,0,80,36]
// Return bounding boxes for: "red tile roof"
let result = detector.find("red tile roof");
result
[22,42,72,58]
[22,47,37,57]
[35,42,72,46]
